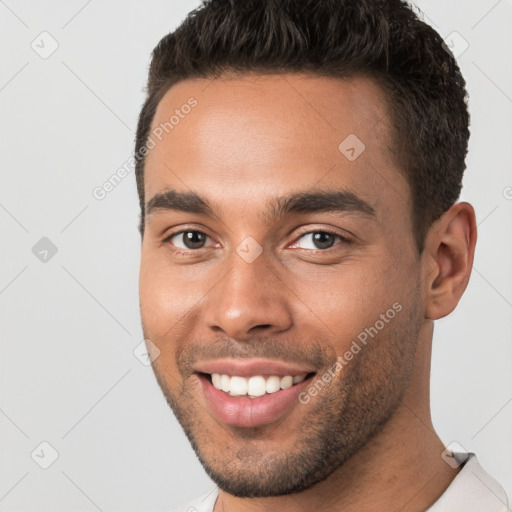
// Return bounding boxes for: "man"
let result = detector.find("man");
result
[135,0,509,510]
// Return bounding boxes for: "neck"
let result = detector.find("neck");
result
[214,320,461,512]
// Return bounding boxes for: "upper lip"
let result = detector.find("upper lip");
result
[193,358,316,378]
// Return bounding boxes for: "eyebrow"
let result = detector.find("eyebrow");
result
[145,188,376,223]
[264,189,375,223]
[147,189,217,218]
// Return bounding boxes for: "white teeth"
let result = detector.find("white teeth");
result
[211,373,221,389]
[210,372,308,397]
[220,374,230,393]
[280,375,293,389]
[248,376,267,397]
[229,376,248,396]
[266,376,281,394]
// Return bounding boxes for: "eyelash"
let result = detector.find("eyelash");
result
[162,227,351,255]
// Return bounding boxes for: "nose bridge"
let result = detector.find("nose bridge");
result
[203,246,293,339]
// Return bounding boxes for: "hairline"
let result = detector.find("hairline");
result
[137,70,423,253]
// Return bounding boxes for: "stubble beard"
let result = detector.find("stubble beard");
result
[143,298,422,498]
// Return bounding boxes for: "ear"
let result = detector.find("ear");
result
[422,202,477,320]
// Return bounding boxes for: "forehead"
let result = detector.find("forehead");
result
[144,73,410,219]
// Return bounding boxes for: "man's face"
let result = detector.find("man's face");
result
[139,73,425,497]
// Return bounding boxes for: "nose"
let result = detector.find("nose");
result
[202,249,293,341]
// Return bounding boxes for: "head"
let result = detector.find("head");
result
[137,0,476,499]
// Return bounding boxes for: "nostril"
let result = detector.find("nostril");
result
[249,324,272,332]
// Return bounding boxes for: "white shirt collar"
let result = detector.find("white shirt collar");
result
[426,453,509,511]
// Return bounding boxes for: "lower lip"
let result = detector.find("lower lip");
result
[198,374,313,428]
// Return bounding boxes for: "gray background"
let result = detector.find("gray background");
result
[1,0,511,510]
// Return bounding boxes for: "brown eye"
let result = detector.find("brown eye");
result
[311,232,336,249]
[167,230,210,250]
[292,231,348,250]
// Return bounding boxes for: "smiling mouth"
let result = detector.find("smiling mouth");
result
[200,372,316,398]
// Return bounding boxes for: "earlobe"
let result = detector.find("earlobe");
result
[423,202,477,320]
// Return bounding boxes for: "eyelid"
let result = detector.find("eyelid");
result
[162,226,217,250]
[162,225,352,253]
[162,223,213,239]
[289,226,352,246]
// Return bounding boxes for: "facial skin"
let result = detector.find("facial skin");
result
[139,73,477,512]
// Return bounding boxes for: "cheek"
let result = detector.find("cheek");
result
[292,255,414,350]
[139,264,183,380]
[139,260,165,332]
[139,252,183,348]
[140,251,189,321]
[139,253,212,364]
